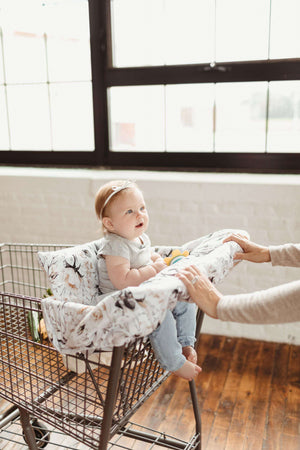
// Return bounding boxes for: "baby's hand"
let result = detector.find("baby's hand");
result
[153,258,167,273]
[151,252,162,262]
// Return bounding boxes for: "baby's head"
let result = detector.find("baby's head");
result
[95,180,149,240]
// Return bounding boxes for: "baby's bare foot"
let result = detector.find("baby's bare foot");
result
[182,346,197,364]
[173,360,202,381]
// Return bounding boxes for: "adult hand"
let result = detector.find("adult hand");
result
[176,265,222,318]
[223,234,271,263]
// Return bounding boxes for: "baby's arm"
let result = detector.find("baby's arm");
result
[151,252,167,272]
[151,251,167,264]
[151,252,161,262]
[105,255,165,290]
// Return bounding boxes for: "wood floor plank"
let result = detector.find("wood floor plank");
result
[264,343,290,449]
[200,337,237,448]
[201,337,236,413]
[225,431,245,450]
[279,433,300,448]
[200,409,216,448]
[244,342,276,448]
[204,426,229,450]
[286,345,300,419]
[131,375,176,433]
[165,377,199,440]
[213,338,249,432]
[158,376,194,438]
[282,415,300,436]
[224,339,263,438]
[196,335,227,400]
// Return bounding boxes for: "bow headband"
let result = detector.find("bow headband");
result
[102,180,135,213]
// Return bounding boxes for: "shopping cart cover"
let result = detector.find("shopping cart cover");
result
[41,229,248,354]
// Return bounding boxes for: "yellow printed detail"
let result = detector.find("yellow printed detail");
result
[164,249,190,266]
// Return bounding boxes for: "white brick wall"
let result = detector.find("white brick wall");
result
[1,167,300,344]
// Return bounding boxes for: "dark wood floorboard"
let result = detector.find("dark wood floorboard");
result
[0,334,299,449]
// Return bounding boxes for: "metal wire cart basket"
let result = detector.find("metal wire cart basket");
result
[0,243,203,449]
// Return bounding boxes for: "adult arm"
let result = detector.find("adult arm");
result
[269,243,300,267]
[217,280,300,324]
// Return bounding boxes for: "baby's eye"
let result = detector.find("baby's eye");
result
[140,205,146,211]
[126,209,133,214]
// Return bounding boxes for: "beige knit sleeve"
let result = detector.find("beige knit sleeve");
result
[269,244,300,267]
[217,280,300,324]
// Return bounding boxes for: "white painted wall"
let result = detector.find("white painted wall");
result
[1,166,299,344]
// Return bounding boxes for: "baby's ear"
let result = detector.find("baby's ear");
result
[102,217,114,232]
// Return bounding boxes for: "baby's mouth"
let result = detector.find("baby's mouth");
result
[136,222,144,228]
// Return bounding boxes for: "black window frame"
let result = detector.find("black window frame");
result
[1,0,300,173]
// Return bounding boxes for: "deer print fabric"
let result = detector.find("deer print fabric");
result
[40,229,248,355]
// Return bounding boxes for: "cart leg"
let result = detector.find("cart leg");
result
[189,379,202,450]
[19,407,39,450]
[98,345,125,450]
[195,311,204,349]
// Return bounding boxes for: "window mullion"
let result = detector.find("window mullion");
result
[106,60,300,87]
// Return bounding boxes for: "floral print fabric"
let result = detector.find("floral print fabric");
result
[38,240,103,305]
[40,229,248,355]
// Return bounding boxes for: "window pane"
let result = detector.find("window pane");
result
[269,0,300,59]
[215,82,267,152]
[1,0,47,83]
[3,31,47,84]
[7,84,51,150]
[0,0,93,152]
[0,86,10,149]
[50,82,94,151]
[111,0,165,67]
[268,81,300,153]
[45,1,91,82]
[166,84,214,152]
[164,0,214,65]
[111,0,214,67]
[47,36,91,82]
[216,0,270,62]
[108,86,164,151]
[0,32,5,84]
[1,0,91,83]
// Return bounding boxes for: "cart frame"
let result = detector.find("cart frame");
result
[0,243,203,449]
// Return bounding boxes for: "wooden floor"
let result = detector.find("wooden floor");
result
[133,334,300,450]
[0,334,299,449]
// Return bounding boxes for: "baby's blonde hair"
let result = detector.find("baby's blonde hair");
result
[95,180,138,226]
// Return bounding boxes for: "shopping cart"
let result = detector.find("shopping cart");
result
[0,243,203,450]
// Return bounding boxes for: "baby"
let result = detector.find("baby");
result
[95,179,201,380]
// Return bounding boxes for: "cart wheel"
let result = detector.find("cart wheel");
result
[22,418,50,448]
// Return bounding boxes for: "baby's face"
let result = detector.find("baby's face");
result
[105,188,149,241]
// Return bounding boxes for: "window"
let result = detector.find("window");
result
[1,0,300,172]
[0,0,96,164]
[105,0,300,171]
